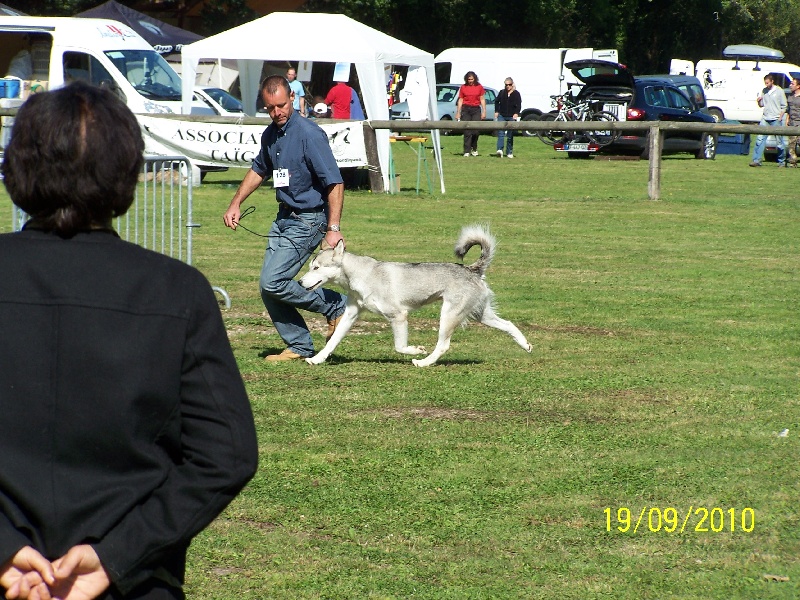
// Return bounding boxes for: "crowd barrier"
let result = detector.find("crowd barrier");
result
[124,156,196,263]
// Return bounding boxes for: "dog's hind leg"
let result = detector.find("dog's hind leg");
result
[479,305,532,352]
[306,304,360,365]
[389,313,425,355]
[411,302,464,367]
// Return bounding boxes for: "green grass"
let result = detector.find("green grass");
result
[4,135,799,598]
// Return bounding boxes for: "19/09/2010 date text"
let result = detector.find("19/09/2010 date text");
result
[604,507,755,533]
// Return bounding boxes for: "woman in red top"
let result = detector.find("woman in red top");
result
[455,71,486,156]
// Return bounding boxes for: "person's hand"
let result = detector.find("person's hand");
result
[223,204,241,230]
[1,546,56,600]
[48,546,109,600]
[322,231,344,250]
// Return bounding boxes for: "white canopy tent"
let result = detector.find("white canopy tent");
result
[180,12,444,193]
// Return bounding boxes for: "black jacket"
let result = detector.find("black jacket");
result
[0,228,258,596]
[495,88,522,118]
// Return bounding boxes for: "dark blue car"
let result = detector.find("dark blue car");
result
[565,60,718,159]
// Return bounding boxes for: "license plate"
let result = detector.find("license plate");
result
[563,142,590,152]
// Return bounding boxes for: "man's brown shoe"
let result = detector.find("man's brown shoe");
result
[326,314,344,343]
[265,349,305,362]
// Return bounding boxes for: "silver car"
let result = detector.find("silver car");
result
[193,86,244,116]
[391,83,497,131]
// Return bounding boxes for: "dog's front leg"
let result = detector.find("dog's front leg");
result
[306,304,360,365]
[390,315,425,355]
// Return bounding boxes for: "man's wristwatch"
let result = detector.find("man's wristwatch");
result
[327,224,340,232]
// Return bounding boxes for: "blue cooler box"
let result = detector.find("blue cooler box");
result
[717,120,751,155]
[0,78,20,99]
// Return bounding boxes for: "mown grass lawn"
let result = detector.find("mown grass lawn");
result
[4,133,798,598]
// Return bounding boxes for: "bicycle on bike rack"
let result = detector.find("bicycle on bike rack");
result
[537,94,620,149]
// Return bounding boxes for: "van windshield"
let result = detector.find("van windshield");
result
[104,49,182,101]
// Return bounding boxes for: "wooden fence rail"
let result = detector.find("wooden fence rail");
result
[2,108,795,200]
[368,119,800,200]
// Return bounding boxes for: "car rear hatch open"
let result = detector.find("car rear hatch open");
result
[565,59,634,121]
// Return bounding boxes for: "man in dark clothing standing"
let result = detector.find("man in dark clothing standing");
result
[495,77,522,158]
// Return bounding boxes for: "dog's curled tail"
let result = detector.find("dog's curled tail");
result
[454,224,496,276]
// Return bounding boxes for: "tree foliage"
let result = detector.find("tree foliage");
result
[5,0,800,72]
[301,0,800,72]
[4,0,98,15]
[197,0,257,36]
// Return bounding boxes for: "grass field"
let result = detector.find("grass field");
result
[3,134,799,598]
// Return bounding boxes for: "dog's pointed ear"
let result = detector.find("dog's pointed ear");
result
[332,239,345,257]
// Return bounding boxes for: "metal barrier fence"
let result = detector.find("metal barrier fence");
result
[122,156,196,264]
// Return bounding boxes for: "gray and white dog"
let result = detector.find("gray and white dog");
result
[299,224,532,367]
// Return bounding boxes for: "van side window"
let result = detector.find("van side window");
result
[63,52,114,87]
[434,62,452,85]
[770,72,789,88]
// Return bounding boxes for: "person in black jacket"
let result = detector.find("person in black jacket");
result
[494,77,522,158]
[0,82,258,600]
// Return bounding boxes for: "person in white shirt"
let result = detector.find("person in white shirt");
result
[749,74,788,167]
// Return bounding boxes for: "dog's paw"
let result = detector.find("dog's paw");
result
[305,356,324,365]
[525,343,532,353]
[398,345,426,355]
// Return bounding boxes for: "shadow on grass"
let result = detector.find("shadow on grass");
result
[309,354,484,366]
[254,345,485,366]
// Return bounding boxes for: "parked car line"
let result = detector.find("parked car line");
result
[561,60,717,159]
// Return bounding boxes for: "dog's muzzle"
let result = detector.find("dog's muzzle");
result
[301,278,323,291]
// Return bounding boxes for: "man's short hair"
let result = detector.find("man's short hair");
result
[2,81,144,237]
[261,75,291,97]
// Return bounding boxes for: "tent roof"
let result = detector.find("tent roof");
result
[179,12,444,194]
[181,11,431,65]
[76,0,201,54]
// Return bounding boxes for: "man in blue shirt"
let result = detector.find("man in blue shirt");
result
[286,68,307,117]
[223,75,347,361]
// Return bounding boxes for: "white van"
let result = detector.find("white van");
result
[0,16,205,114]
[670,44,800,122]
[434,47,619,122]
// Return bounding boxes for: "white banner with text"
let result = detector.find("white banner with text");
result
[138,116,368,169]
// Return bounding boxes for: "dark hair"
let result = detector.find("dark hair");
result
[260,75,291,97]
[2,81,144,236]
[464,71,479,84]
